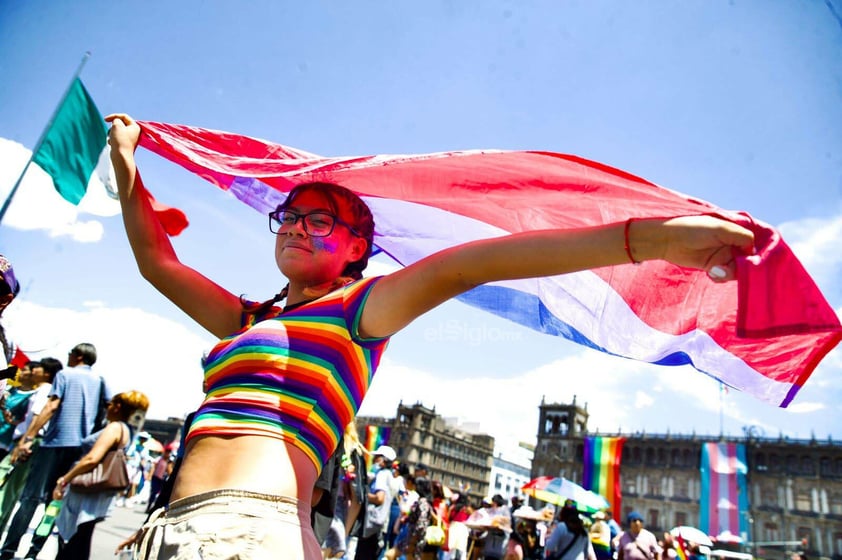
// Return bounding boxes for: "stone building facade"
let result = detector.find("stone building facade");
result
[532,398,842,560]
[357,402,495,500]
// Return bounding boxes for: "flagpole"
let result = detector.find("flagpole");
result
[0,52,92,223]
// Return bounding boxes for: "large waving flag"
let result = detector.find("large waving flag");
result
[582,436,625,518]
[699,442,749,540]
[135,121,841,406]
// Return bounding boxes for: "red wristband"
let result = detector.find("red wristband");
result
[624,218,641,265]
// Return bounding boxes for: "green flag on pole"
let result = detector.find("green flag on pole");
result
[31,78,107,205]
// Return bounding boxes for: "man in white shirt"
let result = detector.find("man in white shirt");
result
[355,445,396,560]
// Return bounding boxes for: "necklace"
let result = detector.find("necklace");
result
[282,299,315,313]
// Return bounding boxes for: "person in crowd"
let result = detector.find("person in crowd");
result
[0,361,42,460]
[121,431,153,506]
[588,511,612,560]
[387,460,409,549]
[387,476,438,560]
[482,495,512,560]
[145,443,174,513]
[415,463,429,480]
[1,343,111,560]
[506,509,543,560]
[616,511,661,560]
[510,496,524,527]
[604,511,621,557]
[431,480,451,557]
[52,390,150,559]
[357,445,397,559]
[447,494,472,560]
[0,255,21,390]
[0,357,59,533]
[544,504,595,560]
[391,472,419,556]
[105,112,754,559]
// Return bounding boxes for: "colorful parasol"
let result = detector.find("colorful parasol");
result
[522,476,609,513]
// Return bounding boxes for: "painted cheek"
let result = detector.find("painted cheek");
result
[311,238,339,253]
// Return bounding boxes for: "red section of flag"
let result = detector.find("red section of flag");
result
[134,120,842,406]
[147,190,188,236]
[10,347,28,368]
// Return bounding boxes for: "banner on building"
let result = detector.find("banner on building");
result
[582,436,625,517]
[363,424,391,472]
[699,442,749,539]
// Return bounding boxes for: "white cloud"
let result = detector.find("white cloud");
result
[4,299,214,421]
[786,402,825,414]
[0,138,118,242]
[633,391,654,409]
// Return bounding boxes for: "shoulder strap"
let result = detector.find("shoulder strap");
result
[551,533,581,560]
[110,422,129,452]
[635,539,653,560]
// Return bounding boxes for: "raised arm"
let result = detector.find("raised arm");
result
[107,114,242,338]
[359,216,754,339]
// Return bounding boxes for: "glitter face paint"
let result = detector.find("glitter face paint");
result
[311,237,339,254]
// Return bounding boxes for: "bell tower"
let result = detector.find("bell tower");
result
[531,395,589,483]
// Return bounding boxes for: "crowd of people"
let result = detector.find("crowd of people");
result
[1,254,154,559]
[305,436,713,560]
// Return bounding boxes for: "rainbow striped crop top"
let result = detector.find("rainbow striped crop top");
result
[186,276,389,472]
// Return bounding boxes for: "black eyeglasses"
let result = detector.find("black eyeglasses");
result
[269,209,361,238]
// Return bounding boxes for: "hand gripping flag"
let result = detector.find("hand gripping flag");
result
[135,121,841,407]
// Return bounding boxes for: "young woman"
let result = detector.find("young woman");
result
[105,113,754,560]
[52,390,150,560]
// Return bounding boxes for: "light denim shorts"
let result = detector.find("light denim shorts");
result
[137,489,322,560]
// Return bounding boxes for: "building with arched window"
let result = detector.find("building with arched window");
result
[532,398,842,560]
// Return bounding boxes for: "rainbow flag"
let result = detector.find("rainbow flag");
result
[674,535,690,560]
[582,436,625,517]
[699,442,748,538]
[363,424,391,472]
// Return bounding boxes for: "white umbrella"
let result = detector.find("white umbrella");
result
[670,526,714,547]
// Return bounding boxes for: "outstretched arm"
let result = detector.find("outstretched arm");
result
[359,216,754,339]
[107,114,243,338]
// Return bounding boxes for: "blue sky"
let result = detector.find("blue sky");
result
[1,1,840,460]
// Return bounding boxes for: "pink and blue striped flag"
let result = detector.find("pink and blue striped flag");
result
[699,442,748,539]
[135,121,842,406]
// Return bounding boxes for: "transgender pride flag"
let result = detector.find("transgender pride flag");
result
[699,442,749,539]
[135,121,841,407]
[582,436,625,517]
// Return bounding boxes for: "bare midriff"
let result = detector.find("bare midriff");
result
[170,434,319,504]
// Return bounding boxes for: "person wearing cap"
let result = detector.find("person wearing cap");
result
[616,511,661,560]
[356,444,396,559]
